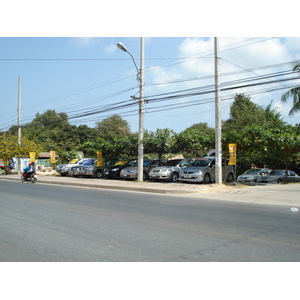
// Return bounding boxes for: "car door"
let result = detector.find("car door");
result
[208,159,216,181]
[288,171,297,182]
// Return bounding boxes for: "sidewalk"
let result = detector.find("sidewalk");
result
[1,172,300,207]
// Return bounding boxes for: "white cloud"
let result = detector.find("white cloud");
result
[148,37,300,128]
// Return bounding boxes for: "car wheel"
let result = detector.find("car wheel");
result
[95,170,103,178]
[227,172,234,182]
[203,173,211,184]
[170,172,179,182]
[277,178,282,184]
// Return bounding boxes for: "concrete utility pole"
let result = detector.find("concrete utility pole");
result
[18,76,22,175]
[214,38,222,184]
[137,37,145,182]
[117,38,145,182]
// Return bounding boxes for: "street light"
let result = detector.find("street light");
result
[117,38,145,182]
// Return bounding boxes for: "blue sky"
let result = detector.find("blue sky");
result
[1,2,299,135]
[1,37,299,134]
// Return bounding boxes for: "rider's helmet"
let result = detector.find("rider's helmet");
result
[31,162,35,165]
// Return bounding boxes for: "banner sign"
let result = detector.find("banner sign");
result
[29,152,36,163]
[97,151,103,167]
[228,143,237,165]
[50,151,56,163]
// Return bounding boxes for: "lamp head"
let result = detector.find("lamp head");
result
[117,42,128,52]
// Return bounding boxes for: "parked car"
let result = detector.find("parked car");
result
[56,158,94,176]
[257,170,300,184]
[120,159,165,181]
[237,168,272,184]
[148,158,194,182]
[104,159,138,179]
[80,158,120,178]
[179,157,235,183]
[69,159,97,177]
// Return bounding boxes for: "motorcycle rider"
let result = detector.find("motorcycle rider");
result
[23,162,36,180]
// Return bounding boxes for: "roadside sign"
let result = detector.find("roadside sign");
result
[97,151,103,167]
[50,151,56,163]
[228,143,237,165]
[29,152,36,163]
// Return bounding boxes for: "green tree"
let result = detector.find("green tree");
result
[0,133,43,163]
[281,62,300,116]
[222,125,300,172]
[223,93,285,132]
[143,129,177,161]
[95,115,131,140]
[175,128,214,157]
[186,122,214,135]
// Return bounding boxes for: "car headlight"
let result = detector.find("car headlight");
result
[112,168,119,171]
[161,168,170,173]
[194,169,202,174]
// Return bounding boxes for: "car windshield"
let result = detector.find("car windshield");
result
[82,160,95,165]
[69,159,79,164]
[191,159,212,167]
[115,160,130,166]
[243,168,264,175]
[165,160,181,167]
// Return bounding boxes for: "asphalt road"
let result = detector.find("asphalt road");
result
[1,180,299,262]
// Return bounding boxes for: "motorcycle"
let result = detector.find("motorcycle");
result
[21,172,38,183]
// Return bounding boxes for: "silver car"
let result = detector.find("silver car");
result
[179,157,235,183]
[148,159,194,182]
[56,158,94,176]
[237,168,272,184]
[69,159,97,177]
[56,158,82,176]
[120,159,164,181]
[257,170,300,184]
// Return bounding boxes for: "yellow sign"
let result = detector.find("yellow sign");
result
[29,152,36,162]
[97,151,103,167]
[228,143,237,165]
[50,151,56,163]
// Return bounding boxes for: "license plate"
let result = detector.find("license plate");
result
[184,175,191,178]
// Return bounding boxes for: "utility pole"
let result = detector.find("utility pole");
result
[117,38,145,181]
[137,37,145,182]
[17,76,22,175]
[214,37,222,184]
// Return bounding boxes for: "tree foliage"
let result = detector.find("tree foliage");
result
[143,129,178,161]
[223,93,285,131]
[0,133,43,163]
[281,62,300,116]
[95,115,131,140]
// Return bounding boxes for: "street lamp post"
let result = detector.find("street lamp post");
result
[117,38,145,182]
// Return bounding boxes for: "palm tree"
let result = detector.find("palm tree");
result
[281,63,300,115]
